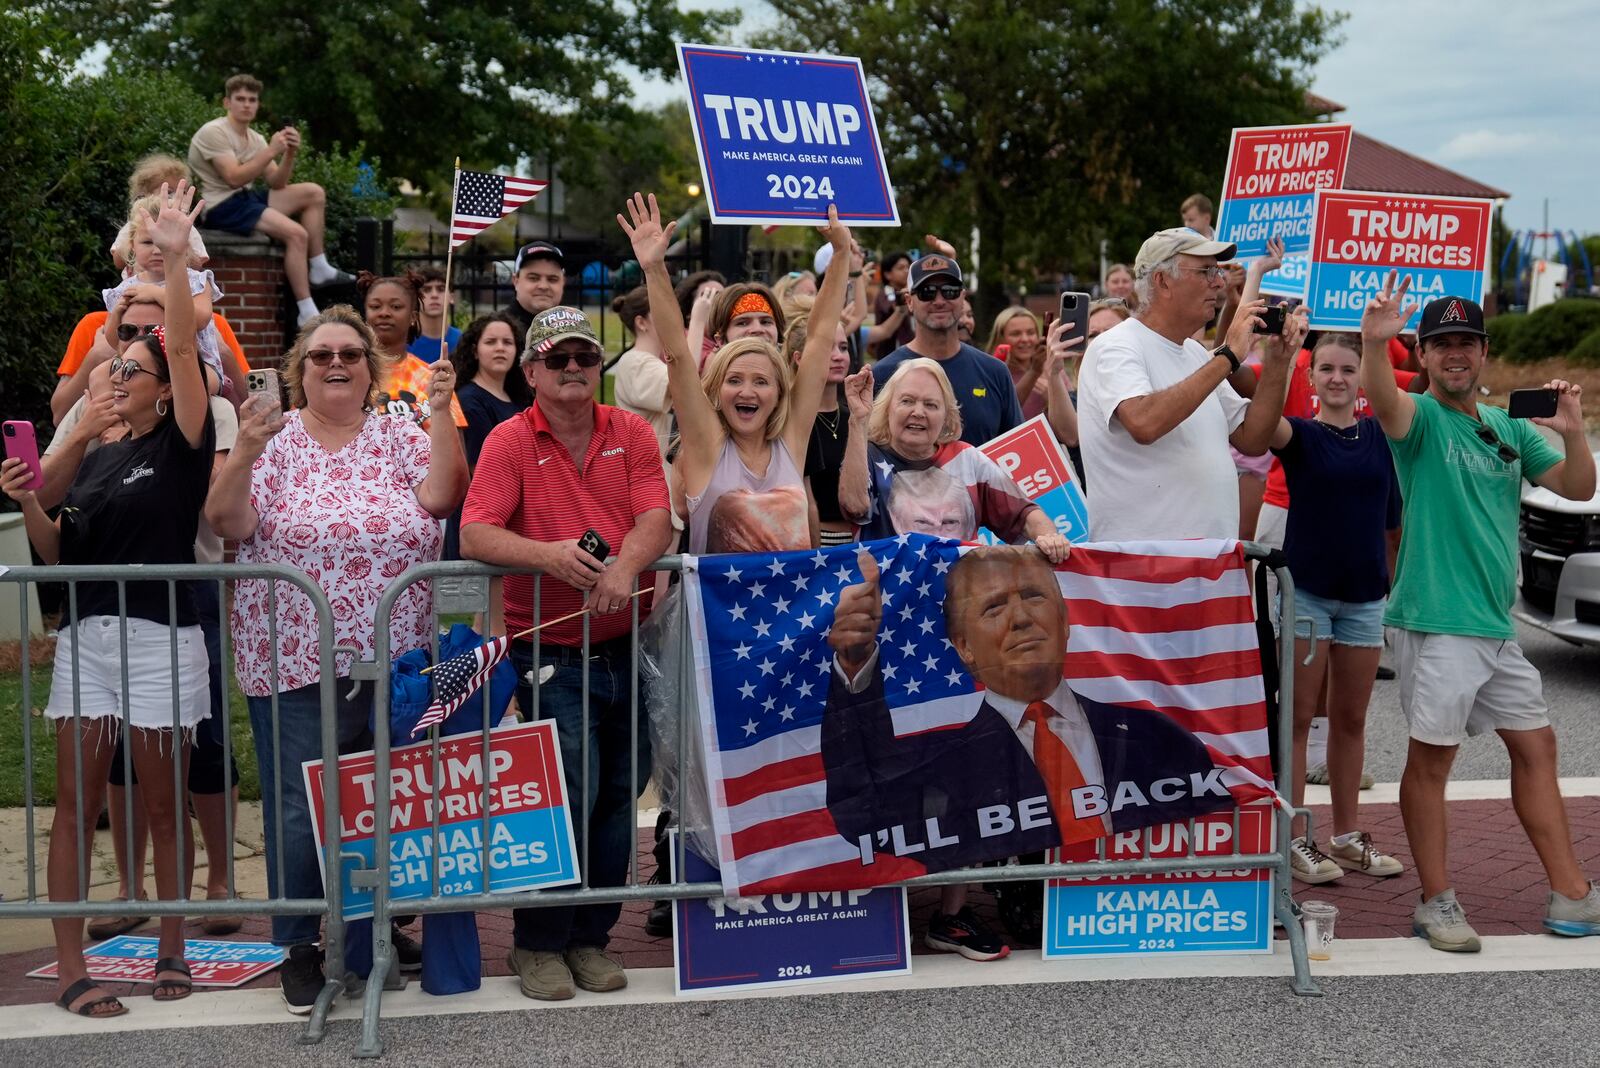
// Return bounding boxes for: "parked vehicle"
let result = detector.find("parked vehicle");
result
[1516,449,1600,647]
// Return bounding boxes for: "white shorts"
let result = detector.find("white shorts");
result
[1389,628,1550,746]
[45,616,210,731]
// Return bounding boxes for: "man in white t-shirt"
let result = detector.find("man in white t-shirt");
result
[1077,227,1292,541]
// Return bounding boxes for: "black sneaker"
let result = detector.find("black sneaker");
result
[1375,664,1396,680]
[645,899,673,938]
[281,944,325,1015]
[925,906,1010,961]
[391,924,423,972]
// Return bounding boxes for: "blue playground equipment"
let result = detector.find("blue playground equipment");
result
[1499,229,1594,305]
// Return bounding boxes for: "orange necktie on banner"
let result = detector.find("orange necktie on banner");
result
[1024,701,1104,846]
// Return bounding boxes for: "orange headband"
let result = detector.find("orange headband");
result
[731,292,774,320]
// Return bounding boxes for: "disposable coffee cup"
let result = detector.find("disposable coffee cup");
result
[1301,900,1338,961]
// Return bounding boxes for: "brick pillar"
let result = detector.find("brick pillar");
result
[202,230,289,368]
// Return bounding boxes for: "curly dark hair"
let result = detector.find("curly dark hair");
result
[355,269,425,346]
[454,313,533,408]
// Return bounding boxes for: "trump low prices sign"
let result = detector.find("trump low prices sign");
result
[978,415,1090,544]
[1306,190,1493,332]
[677,43,899,228]
[1042,807,1273,959]
[1216,124,1352,263]
[304,722,579,921]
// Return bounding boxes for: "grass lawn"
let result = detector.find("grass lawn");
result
[0,669,262,807]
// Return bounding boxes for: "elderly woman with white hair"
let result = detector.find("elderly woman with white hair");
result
[838,357,1069,559]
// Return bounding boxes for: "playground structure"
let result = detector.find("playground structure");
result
[1500,229,1595,307]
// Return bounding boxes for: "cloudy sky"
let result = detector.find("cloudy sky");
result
[649,0,1599,238]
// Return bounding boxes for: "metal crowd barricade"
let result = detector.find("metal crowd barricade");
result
[0,563,349,1044]
[355,545,1315,1058]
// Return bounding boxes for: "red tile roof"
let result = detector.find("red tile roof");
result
[1344,132,1510,201]
[1305,91,1346,116]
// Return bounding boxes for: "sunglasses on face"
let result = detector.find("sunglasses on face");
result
[306,347,369,367]
[1475,424,1519,464]
[538,349,603,371]
[116,322,160,342]
[914,283,963,302]
[108,356,167,383]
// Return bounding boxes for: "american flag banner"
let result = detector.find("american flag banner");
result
[449,169,549,248]
[685,535,1271,897]
[411,636,511,737]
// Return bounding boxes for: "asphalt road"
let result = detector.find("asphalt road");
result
[1359,618,1600,782]
[5,970,1598,1067]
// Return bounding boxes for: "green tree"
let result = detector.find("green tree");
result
[44,0,737,191]
[759,0,1342,324]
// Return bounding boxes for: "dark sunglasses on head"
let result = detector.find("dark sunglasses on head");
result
[538,349,603,371]
[108,356,167,383]
[306,347,369,367]
[914,283,963,302]
[1475,424,1519,464]
[116,322,160,342]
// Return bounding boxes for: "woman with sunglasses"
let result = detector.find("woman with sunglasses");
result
[620,192,850,555]
[1,182,214,1017]
[205,306,467,1013]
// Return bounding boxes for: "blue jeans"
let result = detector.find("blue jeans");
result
[248,680,373,946]
[511,639,650,952]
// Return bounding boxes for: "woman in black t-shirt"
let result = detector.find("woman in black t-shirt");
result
[783,313,856,546]
[443,313,528,559]
[1,183,214,1016]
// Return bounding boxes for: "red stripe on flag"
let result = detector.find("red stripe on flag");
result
[1068,548,1243,584]
[1065,595,1255,632]
[1064,647,1262,688]
[728,807,841,859]
[720,752,824,808]
[739,854,928,895]
[1140,703,1271,736]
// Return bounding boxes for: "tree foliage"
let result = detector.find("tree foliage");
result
[758,0,1342,321]
[44,0,737,191]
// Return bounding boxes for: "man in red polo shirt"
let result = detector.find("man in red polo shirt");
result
[461,306,672,1002]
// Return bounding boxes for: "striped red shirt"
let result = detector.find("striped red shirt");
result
[462,402,668,644]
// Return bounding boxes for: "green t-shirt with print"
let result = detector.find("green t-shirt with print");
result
[1384,394,1563,639]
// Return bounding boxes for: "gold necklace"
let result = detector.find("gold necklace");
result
[815,408,841,439]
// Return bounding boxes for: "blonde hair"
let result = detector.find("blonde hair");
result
[282,305,384,410]
[985,305,1041,354]
[701,337,793,442]
[114,193,205,269]
[771,271,816,312]
[868,357,963,448]
[129,155,191,201]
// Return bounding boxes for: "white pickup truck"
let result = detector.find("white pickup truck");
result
[1516,449,1600,647]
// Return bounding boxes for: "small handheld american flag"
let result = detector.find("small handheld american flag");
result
[450,169,549,248]
[412,635,511,737]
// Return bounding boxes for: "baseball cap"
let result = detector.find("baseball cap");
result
[908,253,964,290]
[513,240,565,274]
[1417,296,1487,340]
[1133,227,1237,277]
[522,306,599,362]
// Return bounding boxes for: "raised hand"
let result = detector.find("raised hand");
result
[828,549,883,679]
[146,180,203,254]
[0,458,38,503]
[617,192,678,270]
[235,394,286,458]
[426,358,458,415]
[923,233,957,259]
[1043,318,1085,380]
[1224,297,1267,357]
[817,203,851,252]
[1361,270,1418,343]
[1534,379,1585,437]
[843,366,874,421]
[1252,236,1286,277]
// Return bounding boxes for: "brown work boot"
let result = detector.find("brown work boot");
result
[563,945,627,992]
[506,947,575,1001]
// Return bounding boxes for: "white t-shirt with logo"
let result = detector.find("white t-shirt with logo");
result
[1077,317,1249,541]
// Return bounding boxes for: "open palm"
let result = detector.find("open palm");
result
[616,192,677,269]
[146,180,202,251]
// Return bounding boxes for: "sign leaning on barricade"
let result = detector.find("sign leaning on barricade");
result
[0,563,350,1045]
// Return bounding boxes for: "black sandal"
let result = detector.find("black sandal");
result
[56,976,128,1018]
[152,956,192,1002]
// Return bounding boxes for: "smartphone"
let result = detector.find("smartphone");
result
[992,343,1012,364]
[1253,305,1287,336]
[2,421,44,491]
[1508,388,1558,419]
[247,369,283,417]
[1059,291,1090,345]
[578,529,611,562]
[884,288,897,305]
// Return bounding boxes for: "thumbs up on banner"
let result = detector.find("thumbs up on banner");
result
[829,549,883,679]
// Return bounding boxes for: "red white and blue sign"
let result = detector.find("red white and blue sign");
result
[1216,124,1352,264]
[1042,806,1274,959]
[1305,190,1493,332]
[671,834,911,995]
[676,43,900,228]
[1259,252,1310,301]
[28,937,286,988]
[304,722,579,921]
[978,415,1089,544]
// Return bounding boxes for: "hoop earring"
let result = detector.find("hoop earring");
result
[156,397,169,417]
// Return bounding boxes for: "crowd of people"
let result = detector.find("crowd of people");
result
[11,72,1599,1021]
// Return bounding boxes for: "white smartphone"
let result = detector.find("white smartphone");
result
[246,369,282,417]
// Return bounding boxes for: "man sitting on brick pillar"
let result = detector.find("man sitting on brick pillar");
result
[187,73,351,326]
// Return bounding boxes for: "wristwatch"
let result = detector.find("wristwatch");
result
[1214,344,1240,374]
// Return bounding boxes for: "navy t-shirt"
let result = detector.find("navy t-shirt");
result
[872,342,1024,447]
[1272,417,1401,603]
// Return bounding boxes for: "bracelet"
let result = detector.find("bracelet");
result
[1214,344,1240,374]
[849,271,863,278]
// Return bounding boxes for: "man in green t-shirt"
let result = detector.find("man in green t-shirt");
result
[1361,275,1599,953]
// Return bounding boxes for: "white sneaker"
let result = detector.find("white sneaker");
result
[1290,837,1344,884]
[1413,889,1481,952]
[1327,831,1404,877]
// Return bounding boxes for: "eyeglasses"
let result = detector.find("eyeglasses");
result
[306,347,369,367]
[914,283,964,302]
[1475,424,1519,464]
[108,356,167,383]
[116,322,160,342]
[538,349,603,371]
[1173,265,1228,283]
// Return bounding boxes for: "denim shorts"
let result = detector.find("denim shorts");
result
[1291,590,1386,648]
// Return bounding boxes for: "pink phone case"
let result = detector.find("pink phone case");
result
[2,421,44,491]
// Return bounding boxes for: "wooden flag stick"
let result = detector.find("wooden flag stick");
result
[439,158,461,367]
[419,586,654,674]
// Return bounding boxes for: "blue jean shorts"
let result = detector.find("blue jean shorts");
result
[1292,590,1386,647]
[202,187,270,235]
